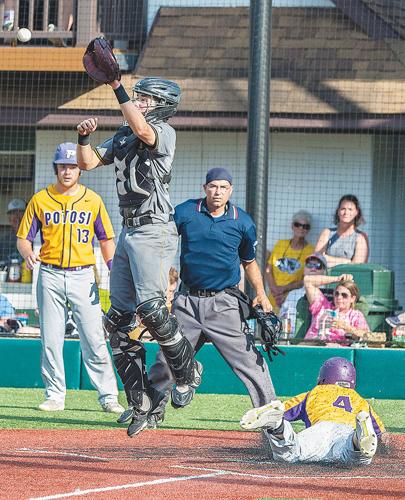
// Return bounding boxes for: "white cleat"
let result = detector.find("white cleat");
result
[38,400,65,412]
[240,400,285,430]
[354,411,378,458]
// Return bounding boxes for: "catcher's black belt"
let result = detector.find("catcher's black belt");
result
[123,214,173,228]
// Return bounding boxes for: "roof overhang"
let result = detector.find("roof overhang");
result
[31,112,405,132]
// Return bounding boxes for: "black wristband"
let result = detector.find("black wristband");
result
[78,134,90,146]
[113,85,130,104]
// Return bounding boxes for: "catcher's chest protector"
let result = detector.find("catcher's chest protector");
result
[113,126,157,206]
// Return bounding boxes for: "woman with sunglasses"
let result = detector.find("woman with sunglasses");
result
[304,273,369,344]
[315,194,369,267]
[266,210,314,312]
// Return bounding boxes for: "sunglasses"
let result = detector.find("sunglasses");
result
[334,290,350,299]
[305,260,324,270]
[293,222,311,230]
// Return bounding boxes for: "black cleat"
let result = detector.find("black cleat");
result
[127,409,149,437]
[171,360,203,409]
[127,390,167,437]
[117,406,134,424]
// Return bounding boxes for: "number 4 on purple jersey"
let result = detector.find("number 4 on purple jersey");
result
[332,395,353,413]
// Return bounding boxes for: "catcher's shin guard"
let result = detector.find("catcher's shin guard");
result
[111,336,149,408]
[136,297,196,385]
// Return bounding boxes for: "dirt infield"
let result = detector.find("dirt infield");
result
[1,429,405,499]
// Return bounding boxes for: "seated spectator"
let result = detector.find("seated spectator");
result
[266,210,314,312]
[304,273,369,344]
[0,293,16,333]
[280,253,327,336]
[0,199,27,265]
[315,194,368,267]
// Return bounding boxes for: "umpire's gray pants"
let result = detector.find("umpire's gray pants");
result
[109,221,178,310]
[149,291,276,407]
[37,265,119,405]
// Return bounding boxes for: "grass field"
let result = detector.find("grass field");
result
[1,388,405,433]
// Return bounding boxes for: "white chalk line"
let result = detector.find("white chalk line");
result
[16,448,109,461]
[172,464,405,480]
[29,471,228,500]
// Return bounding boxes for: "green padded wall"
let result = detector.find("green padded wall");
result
[354,348,405,399]
[80,343,353,397]
[3,338,405,399]
[263,346,354,396]
[0,338,82,389]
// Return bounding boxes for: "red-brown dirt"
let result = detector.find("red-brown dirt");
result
[1,429,404,499]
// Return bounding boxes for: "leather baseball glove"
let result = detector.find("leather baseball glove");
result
[83,37,121,84]
[253,305,284,361]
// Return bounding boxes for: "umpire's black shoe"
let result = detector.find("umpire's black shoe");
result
[127,390,167,438]
[171,360,203,409]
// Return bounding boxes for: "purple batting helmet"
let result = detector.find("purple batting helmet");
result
[317,357,356,389]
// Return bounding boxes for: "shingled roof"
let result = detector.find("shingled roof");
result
[359,0,405,39]
[54,6,405,129]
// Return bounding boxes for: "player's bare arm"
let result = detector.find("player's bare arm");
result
[242,259,272,312]
[76,118,101,170]
[108,80,157,147]
[99,238,115,269]
[16,238,40,270]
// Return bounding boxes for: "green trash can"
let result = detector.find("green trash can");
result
[328,264,400,335]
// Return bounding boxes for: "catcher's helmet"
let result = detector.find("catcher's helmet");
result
[132,77,181,123]
[317,357,356,389]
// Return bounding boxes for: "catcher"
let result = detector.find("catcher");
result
[241,357,385,466]
[76,37,202,437]
[147,167,281,425]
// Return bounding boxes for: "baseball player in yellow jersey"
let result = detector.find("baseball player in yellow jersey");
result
[241,357,385,466]
[16,142,124,414]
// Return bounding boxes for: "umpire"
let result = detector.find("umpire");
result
[149,167,277,414]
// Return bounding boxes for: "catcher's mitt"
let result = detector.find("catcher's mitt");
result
[83,37,121,84]
[253,305,284,361]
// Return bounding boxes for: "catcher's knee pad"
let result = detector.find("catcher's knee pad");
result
[137,296,195,385]
[136,296,183,345]
[103,306,137,339]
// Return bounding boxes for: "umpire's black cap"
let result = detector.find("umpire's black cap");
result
[205,167,233,185]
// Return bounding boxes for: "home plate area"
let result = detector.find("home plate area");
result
[1,429,405,499]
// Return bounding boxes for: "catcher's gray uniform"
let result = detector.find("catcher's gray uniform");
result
[95,121,178,308]
[95,101,200,429]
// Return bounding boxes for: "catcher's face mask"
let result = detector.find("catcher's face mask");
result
[133,93,159,116]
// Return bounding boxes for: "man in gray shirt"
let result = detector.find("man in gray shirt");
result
[76,77,202,437]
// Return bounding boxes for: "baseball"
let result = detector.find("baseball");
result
[17,28,32,43]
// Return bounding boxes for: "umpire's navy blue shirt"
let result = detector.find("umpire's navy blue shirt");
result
[174,198,257,290]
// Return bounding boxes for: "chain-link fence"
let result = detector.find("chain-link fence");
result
[0,0,404,344]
